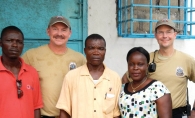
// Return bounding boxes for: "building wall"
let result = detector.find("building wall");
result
[88,0,195,107]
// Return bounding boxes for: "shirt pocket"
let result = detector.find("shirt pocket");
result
[103,93,115,114]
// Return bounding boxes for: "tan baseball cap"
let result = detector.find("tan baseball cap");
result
[155,19,176,31]
[48,16,71,28]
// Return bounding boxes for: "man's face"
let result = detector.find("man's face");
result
[0,30,24,59]
[155,25,177,49]
[84,39,106,66]
[47,22,71,47]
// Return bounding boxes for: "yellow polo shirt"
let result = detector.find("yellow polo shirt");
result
[56,64,121,118]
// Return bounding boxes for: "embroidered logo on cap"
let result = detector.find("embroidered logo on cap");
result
[56,16,64,19]
[161,19,168,22]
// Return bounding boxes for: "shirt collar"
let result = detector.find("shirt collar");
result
[80,63,110,81]
[0,56,28,72]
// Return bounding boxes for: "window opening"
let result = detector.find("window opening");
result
[117,0,195,39]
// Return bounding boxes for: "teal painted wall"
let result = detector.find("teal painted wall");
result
[0,0,87,54]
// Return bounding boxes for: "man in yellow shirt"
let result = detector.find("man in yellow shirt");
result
[56,34,121,118]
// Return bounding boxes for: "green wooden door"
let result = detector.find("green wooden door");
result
[0,0,87,54]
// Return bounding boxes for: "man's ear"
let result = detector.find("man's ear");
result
[69,29,72,34]
[84,48,86,54]
[154,32,157,38]
[174,31,177,38]
[46,28,50,36]
[0,39,2,47]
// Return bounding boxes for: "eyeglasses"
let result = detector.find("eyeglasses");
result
[16,80,23,98]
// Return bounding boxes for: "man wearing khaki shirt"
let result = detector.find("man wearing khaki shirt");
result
[56,34,121,118]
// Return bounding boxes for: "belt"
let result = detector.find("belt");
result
[172,106,187,115]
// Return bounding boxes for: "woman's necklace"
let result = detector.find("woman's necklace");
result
[130,77,147,92]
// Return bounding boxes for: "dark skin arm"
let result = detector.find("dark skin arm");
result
[34,109,41,118]
[189,111,195,118]
[59,110,70,118]
[189,101,195,118]
[156,94,172,118]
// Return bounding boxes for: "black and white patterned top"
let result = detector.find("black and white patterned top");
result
[119,80,170,118]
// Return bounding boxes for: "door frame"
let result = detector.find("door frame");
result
[82,0,88,53]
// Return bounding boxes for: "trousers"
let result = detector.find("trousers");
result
[172,106,187,118]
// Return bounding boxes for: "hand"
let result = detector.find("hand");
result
[188,110,195,118]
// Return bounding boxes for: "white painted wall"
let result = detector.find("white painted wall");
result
[88,0,195,106]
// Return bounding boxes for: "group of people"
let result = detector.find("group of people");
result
[0,15,195,118]
[121,19,195,118]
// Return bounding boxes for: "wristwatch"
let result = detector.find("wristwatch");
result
[192,107,195,110]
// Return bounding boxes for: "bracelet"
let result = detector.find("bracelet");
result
[192,107,195,111]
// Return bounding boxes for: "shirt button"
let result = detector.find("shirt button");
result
[94,110,96,112]
[94,98,96,100]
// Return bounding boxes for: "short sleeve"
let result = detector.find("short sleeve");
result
[189,57,195,82]
[33,70,43,109]
[150,81,170,101]
[56,75,72,116]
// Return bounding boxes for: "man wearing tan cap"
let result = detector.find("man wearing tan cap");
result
[122,19,195,118]
[22,16,86,118]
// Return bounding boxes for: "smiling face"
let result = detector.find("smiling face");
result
[128,51,148,81]
[47,22,71,47]
[0,30,24,59]
[155,25,177,50]
[84,39,106,66]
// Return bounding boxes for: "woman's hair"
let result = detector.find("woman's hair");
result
[126,47,150,63]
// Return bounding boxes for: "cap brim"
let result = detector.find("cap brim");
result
[50,21,70,27]
[155,24,177,32]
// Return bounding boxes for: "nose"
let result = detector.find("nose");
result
[57,30,63,35]
[133,65,138,70]
[93,48,100,55]
[11,40,19,47]
[162,32,168,37]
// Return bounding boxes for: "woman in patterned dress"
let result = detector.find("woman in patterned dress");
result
[119,47,172,118]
